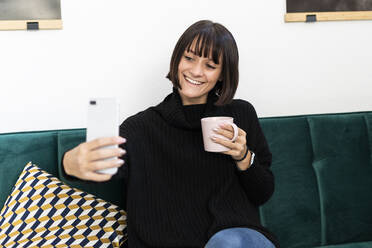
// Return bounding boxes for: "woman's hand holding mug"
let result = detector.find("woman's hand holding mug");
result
[63,136,127,182]
[211,123,248,157]
[201,117,251,171]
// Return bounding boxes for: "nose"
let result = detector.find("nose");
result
[190,61,204,78]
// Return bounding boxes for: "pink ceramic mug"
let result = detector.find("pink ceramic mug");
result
[201,116,239,152]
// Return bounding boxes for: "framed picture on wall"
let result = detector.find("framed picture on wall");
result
[0,0,62,30]
[285,0,372,22]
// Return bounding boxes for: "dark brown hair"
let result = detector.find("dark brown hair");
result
[166,20,239,106]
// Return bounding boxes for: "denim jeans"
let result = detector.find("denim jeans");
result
[204,227,275,248]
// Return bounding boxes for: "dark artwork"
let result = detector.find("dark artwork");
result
[0,0,61,20]
[287,0,372,13]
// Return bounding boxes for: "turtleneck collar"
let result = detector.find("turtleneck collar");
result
[153,86,226,130]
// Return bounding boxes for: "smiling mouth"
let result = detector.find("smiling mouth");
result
[184,75,205,86]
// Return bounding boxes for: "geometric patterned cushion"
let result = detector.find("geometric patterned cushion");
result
[0,162,127,247]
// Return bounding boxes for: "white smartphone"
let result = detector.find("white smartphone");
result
[86,97,119,175]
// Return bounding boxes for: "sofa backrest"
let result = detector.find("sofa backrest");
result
[259,111,372,248]
[0,131,59,209]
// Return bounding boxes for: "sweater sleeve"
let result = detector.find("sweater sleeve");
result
[60,152,81,181]
[235,101,274,207]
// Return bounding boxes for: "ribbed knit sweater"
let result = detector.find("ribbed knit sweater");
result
[113,87,280,247]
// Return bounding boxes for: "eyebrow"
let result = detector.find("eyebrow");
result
[186,50,215,62]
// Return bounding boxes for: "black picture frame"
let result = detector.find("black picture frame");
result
[285,0,372,22]
[0,0,62,30]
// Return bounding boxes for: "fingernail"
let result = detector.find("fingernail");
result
[119,149,126,155]
[118,137,126,143]
[219,123,225,128]
[213,128,219,132]
[211,136,217,140]
[116,159,124,165]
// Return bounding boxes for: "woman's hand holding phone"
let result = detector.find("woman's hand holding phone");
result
[63,136,127,182]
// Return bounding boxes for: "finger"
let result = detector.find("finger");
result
[211,136,238,150]
[86,136,126,151]
[219,147,241,158]
[220,124,246,138]
[219,123,234,132]
[84,172,113,182]
[238,128,246,136]
[212,130,246,146]
[234,135,245,144]
[90,159,125,171]
[213,127,234,140]
[220,150,234,156]
[88,148,126,161]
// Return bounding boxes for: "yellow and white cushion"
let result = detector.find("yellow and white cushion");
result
[0,162,127,247]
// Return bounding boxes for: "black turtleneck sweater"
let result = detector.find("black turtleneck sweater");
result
[112,87,279,247]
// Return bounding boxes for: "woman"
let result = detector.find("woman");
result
[62,20,279,248]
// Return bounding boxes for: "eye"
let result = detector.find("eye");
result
[206,64,216,69]
[184,55,193,61]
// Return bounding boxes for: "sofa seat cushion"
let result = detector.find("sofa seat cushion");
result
[312,240,372,248]
[0,162,127,247]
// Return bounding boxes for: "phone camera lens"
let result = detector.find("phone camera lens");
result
[90,100,96,105]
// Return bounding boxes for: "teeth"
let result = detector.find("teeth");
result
[185,76,203,85]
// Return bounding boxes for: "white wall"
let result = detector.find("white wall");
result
[1,0,371,134]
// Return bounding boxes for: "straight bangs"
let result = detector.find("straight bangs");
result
[185,32,223,65]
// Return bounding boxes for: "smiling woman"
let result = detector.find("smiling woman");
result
[61,20,279,248]
[176,42,223,105]
[166,20,239,106]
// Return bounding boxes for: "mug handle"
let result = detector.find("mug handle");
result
[223,122,239,142]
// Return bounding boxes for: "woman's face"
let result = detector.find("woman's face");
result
[177,42,222,105]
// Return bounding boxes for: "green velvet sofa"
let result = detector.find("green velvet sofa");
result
[1,110,372,247]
